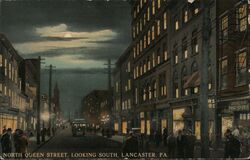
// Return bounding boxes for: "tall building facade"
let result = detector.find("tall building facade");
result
[216,0,250,139]
[113,0,250,142]
[0,34,38,133]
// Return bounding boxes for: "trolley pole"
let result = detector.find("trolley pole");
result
[200,0,211,158]
[36,56,41,145]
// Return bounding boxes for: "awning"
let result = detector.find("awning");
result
[184,71,199,89]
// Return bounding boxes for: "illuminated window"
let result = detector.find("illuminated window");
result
[182,37,188,59]
[133,47,136,58]
[173,71,179,98]
[140,40,142,53]
[144,35,147,49]
[192,29,199,55]
[152,0,155,15]
[220,57,228,90]
[144,14,146,25]
[127,61,131,73]
[157,20,160,35]
[163,43,168,61]
[147,58,151,70]
[152,52,156,67]
[221,16,228,40]
[157,0,161,9]
[133,26,135,38]
[175,19,179,31]
[237,4,247,32]
[173,44,178,64]
[153,82,157,98]
[4,59,7,76]
[152,26,155,40]
[147,7,150,21]
[136,23,139,35]
[149,86,152,99]
[157,49,161,65]
[0,54,2,67]
[236,50,247,85]
[140,19,142,32]
[148,30,151,45]
[183,9,188,23]
[164,12,167,30]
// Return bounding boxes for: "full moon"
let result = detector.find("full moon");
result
[64,33,73,38]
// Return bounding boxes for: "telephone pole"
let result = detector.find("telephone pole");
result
[104,59,114,91]
[36,56,45,145]
[200,0,211,158]
[46,64,56,136]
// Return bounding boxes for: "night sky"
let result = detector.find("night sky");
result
[0,0,131,117]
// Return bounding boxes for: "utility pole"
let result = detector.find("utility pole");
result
[46,64,56,136]
[36,56,45,145]
[104,59,113,91]
[200,0,211,158]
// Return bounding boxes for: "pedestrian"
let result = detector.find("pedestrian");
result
[13,129,21,152]
[18,130,28,158]
[163,127,168,147]
[1,128,12,153]
[229,129,241,158]
[176,129,184,158]
[167,132,176,158]
[41,128,46,142]
[122,131,139,154]
[185,129,196,158]
[155,130,161,148]
[224,128,232,158]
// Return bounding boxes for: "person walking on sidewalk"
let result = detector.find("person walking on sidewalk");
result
[155,130,162,148]
[122,131,138,154]
[185,129,196,158]
[167,132,176,158]
[19,130,28,153]
[229,129,241,158]
[176,129,185,158]
[1,128,12,153]
[163,127,168,147]
[224,128,232,158]
[13,129,21,152]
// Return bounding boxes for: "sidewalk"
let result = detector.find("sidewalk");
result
[27,135,52,152]
[99,133,226,158]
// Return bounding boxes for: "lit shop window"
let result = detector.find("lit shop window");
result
[240,114,250,120]
[140,120,145,134]
[222,116,233,138]
[146,120,151,135]
[122,121,127,134]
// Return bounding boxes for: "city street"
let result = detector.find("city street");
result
[36,127,122,153]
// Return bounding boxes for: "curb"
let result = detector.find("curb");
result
[31,135,55,153]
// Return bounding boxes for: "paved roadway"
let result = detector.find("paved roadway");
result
[36,127,122,153]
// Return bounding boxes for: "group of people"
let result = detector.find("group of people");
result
[122,128,196,158]
[1,128,28,154]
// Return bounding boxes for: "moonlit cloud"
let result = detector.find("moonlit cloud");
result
[14,24,118,54]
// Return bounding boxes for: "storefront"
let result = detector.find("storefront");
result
[0,113,18,134]
[114,122,119,132]
[122,121,127,134]
[173,108,185,133]
[219,100,249,138]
